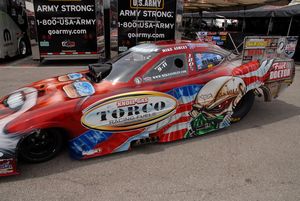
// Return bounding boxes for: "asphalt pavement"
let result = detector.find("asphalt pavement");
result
[0,61,299,201]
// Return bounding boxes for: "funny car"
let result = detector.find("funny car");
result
[0,36,297,176]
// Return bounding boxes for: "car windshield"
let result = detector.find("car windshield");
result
[104,51,158,83]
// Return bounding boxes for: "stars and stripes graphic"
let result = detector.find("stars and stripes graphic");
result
[233,59,274,92]
[158,85,203,142]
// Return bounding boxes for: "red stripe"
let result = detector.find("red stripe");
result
[160,128,188,142]
[157,115,191,137]
[156,101,195,142]
[176,102,193,113]
[242,74,270,85]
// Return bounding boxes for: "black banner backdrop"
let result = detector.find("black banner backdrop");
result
[118,0,177,52]
[33,0,97,54]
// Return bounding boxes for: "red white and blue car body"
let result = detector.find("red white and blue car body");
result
[0,38,297,176]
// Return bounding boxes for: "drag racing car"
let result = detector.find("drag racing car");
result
[0,37,297,176]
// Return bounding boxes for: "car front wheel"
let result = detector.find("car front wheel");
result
[19,129,63,163]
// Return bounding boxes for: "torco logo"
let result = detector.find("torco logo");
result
[81,91,177,132]
[62,40,75,48]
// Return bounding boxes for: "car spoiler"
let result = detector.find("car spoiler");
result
[241,36,298,64]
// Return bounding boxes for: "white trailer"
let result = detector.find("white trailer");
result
[0,10,28,59]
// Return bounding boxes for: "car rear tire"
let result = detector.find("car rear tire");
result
[18,39,28,56]
[231,90,255,123]
[19,129,63,163]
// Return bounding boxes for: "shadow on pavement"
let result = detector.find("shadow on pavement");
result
[1,98,300,181]
[0,55,98,67]
[0,56,26,65]
[39,59,98,67]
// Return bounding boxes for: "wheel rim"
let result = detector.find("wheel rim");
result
[21,130,59,160]
[19,41,27,55]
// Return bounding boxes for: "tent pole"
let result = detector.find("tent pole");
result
[104,0,111,60]
[267,17,272,35]
[287,16,293,36]
[199,10,203,30]
[242,17,245,32]
[242,6,246,32]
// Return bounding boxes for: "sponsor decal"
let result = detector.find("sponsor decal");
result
[243,36,298,63]
[162,48,173,52]
[40,41,49,47]
[82,148,102,156]
[81,91,178,131]
[198,93,213,101]
[195,53,223,70]
[161,45,187,53]
[269,62,291,80]
[212,36,220,41]
[118,46,128,52]
[221,35,227,40]
[58,73,83,82]
[134,77,143,85]
[188,54,194,71]
[0,160,12,170]
[143,77,152,82]
[62,40,76,48]
[152,70,187,80]
[245,39,268,48]
[198,32,207,36]
[68,73,82,80]
[285,37,298,58]
[63,81,95,98]
[154,60,168,72]
[216,41,224,46]
[0,159,17,175]
[277,37,287,54]
[265,49,276,59]
[69,130,112,159]
[186,43,208,49]
[243,55,252,60]
[130,0,164,9]
[245,49,264,56]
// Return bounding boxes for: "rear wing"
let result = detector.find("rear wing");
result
[242,36,298,64]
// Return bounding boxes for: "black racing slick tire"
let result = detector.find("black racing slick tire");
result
[19,129,63,163]
[231,90,255,123]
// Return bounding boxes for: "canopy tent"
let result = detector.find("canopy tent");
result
[183,0,288,12]
[274,4,300,17]
[198,4,300,18]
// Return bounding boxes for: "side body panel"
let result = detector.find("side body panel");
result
[0,42,296,176]
[69,57,295,160]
